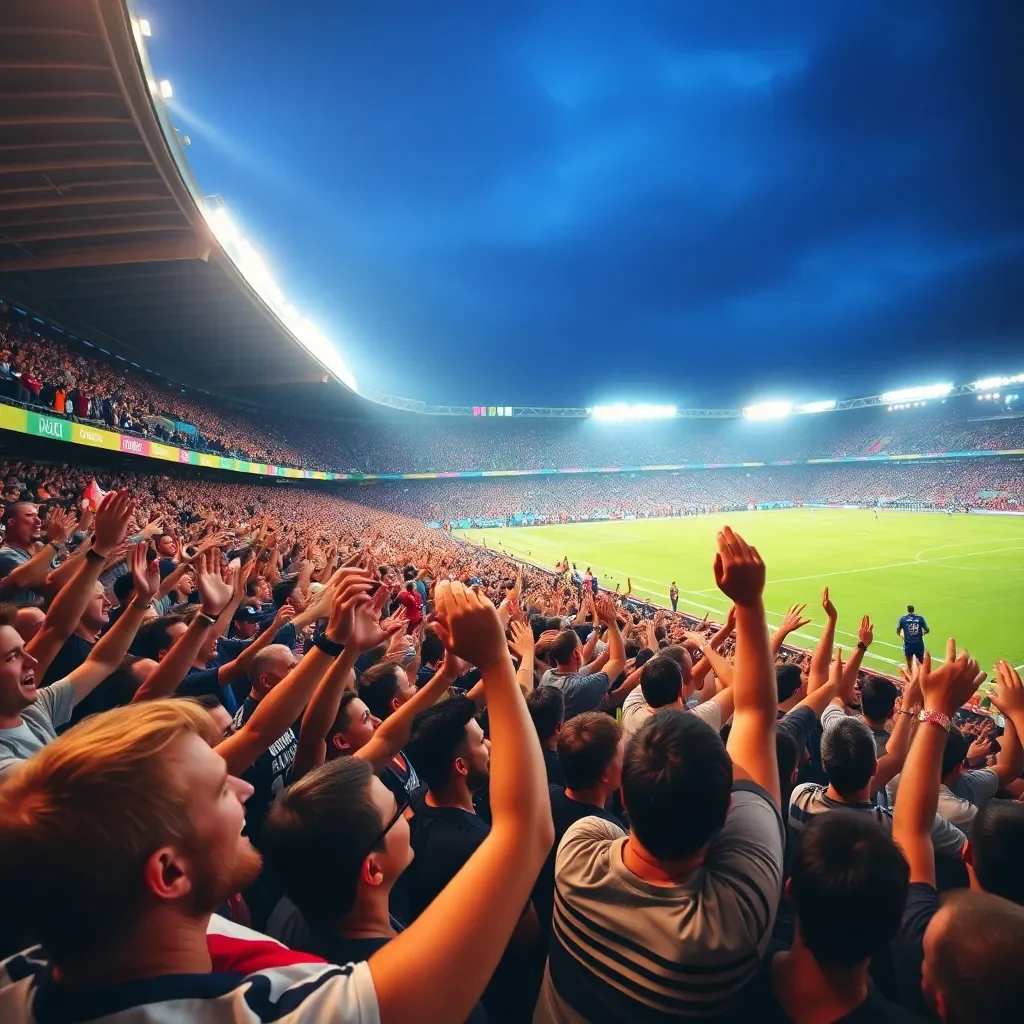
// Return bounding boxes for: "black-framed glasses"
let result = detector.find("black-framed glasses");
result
[363,785,411,858]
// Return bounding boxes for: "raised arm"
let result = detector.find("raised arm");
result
[61,544,160,706]
[368,581,553,1024]
[808,587,838,693]
[892,644,984,885]
[771,603,810,656]
[690,607,735,687]
[871,667,922,794]
[27,491,136,679]
[595,595,626,683]
[508,619,536,693]
[130,550,234,703]
[215,580,375,777]
[0,506,77,597]
[717,527,780,806]
[989,661,1024,787]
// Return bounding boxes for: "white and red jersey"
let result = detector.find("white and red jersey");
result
[0,914,380,1024]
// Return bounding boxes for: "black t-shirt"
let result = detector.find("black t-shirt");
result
[407,802,490,920]
[887,882,939,1016]
[42,633,94,688]
[542,747,565,788]
[532,787,622,940]
[232,696,296,846]
[742,945,931,1022]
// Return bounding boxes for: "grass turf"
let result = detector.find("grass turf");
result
[455,508,1024,684]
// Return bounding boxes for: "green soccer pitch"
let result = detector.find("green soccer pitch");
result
[455,508,1024,682]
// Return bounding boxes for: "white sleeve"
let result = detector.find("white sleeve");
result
[820,703,846,733]
[691,700,722,732]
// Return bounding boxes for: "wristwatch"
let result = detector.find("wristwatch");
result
[918,709,952,733]
[856,641,869,651]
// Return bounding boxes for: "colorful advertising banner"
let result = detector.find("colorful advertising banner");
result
[0,406,1020,484]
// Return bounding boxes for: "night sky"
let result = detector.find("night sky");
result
[145,1,1023,408]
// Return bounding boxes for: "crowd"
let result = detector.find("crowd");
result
[345,461,1024,522]
[0,445,1022,1023]
[3,307,1023,478]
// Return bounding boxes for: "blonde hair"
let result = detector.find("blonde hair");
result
[0,699,220,964]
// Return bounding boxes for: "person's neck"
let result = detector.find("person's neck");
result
[74,622,101,644]
[0,707,25,730]
[426,782,475,814]
[825,783,871,804]
[554,661,577,676]
[331,888,397,942]
[621,833,701,886]
[862,715,888,731]
[564,784,612,810]
[779,694,802,713]
[53,911,212,989]
[772,938,869,1023]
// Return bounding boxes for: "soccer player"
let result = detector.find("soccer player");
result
[897,604,930,668]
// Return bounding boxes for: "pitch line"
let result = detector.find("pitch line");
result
[483,535,905,667]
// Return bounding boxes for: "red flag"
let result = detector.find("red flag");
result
[82,479,108,512]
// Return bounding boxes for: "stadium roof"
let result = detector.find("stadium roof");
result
[0,0,366,418]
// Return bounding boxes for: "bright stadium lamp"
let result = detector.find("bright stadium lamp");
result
[743,401,793,421]
[591,404,677,421]
[973,373,1024,390]
[159,79,173,99]
[139,18,152,37]
[879,383,953,404]
[796,400,837,414]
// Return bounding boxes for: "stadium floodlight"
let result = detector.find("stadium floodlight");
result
[973,373,1024,390]
[879,383,953,404]
[743,401,793,421]
[591,403,677,421]
[158,79,173,99]
[139,18,152,36]
[796,400,837,414]
[202,204,358,392]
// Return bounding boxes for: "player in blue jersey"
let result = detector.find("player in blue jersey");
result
[896,604,929,667]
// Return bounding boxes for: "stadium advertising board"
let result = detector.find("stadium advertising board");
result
[0,408,1021,483]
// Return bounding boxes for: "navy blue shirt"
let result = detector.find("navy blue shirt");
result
[176,665,239,714]
[897,614,928,649]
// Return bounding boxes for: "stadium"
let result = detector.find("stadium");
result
[1,3,1023,1022]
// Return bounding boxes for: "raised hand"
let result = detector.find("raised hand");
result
[196,548,234,618]
[508,619,535,661]
[821,587,837,621]
[918,643,985,717]
[129,541,160,603]
[595,594,618,626]
[433,580,509,672]
[271,604,296,631]
[45,506,75,547]
[92,489,137,558]
[989,660,1024,722]
[858,615,874,647]
[966,735,995,765]
[779,603,810,636]
[713,527,765,607]
[535,629,561,655]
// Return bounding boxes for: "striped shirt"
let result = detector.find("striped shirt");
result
[0,915,379,1024]
[788,784,965,858]
[535,782,784,1022]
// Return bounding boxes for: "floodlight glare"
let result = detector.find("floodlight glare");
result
[879,383,953,404]
[159,79,173,99]
[591,403,677,421]
[139,18,152,36]
[797,400,837,414]
[973,373,1024,390]
[743,401,793,421]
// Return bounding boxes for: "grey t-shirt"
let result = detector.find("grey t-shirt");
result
[887,768,999,834]
[537,782,784,1021]
[621,686,723,741]
[539,668,610,720]
[0,545,44,607]
[0,680,75,776]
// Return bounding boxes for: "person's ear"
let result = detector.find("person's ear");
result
[331,733,350,753]
[362,853,386,889]
[142,846,192,903]
[784,877,794,902]
[454,756,468,779]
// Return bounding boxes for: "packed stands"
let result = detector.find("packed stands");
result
[3,305,1023,477]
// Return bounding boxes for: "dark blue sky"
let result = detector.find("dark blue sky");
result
[145,1,1023,408]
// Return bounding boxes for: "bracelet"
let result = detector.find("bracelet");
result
[85,547,107,564]
[918,709,952,733]
[196,611,217,627]
[856,641,869,651]
[314,634,345,657]
[131,597,155,611]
